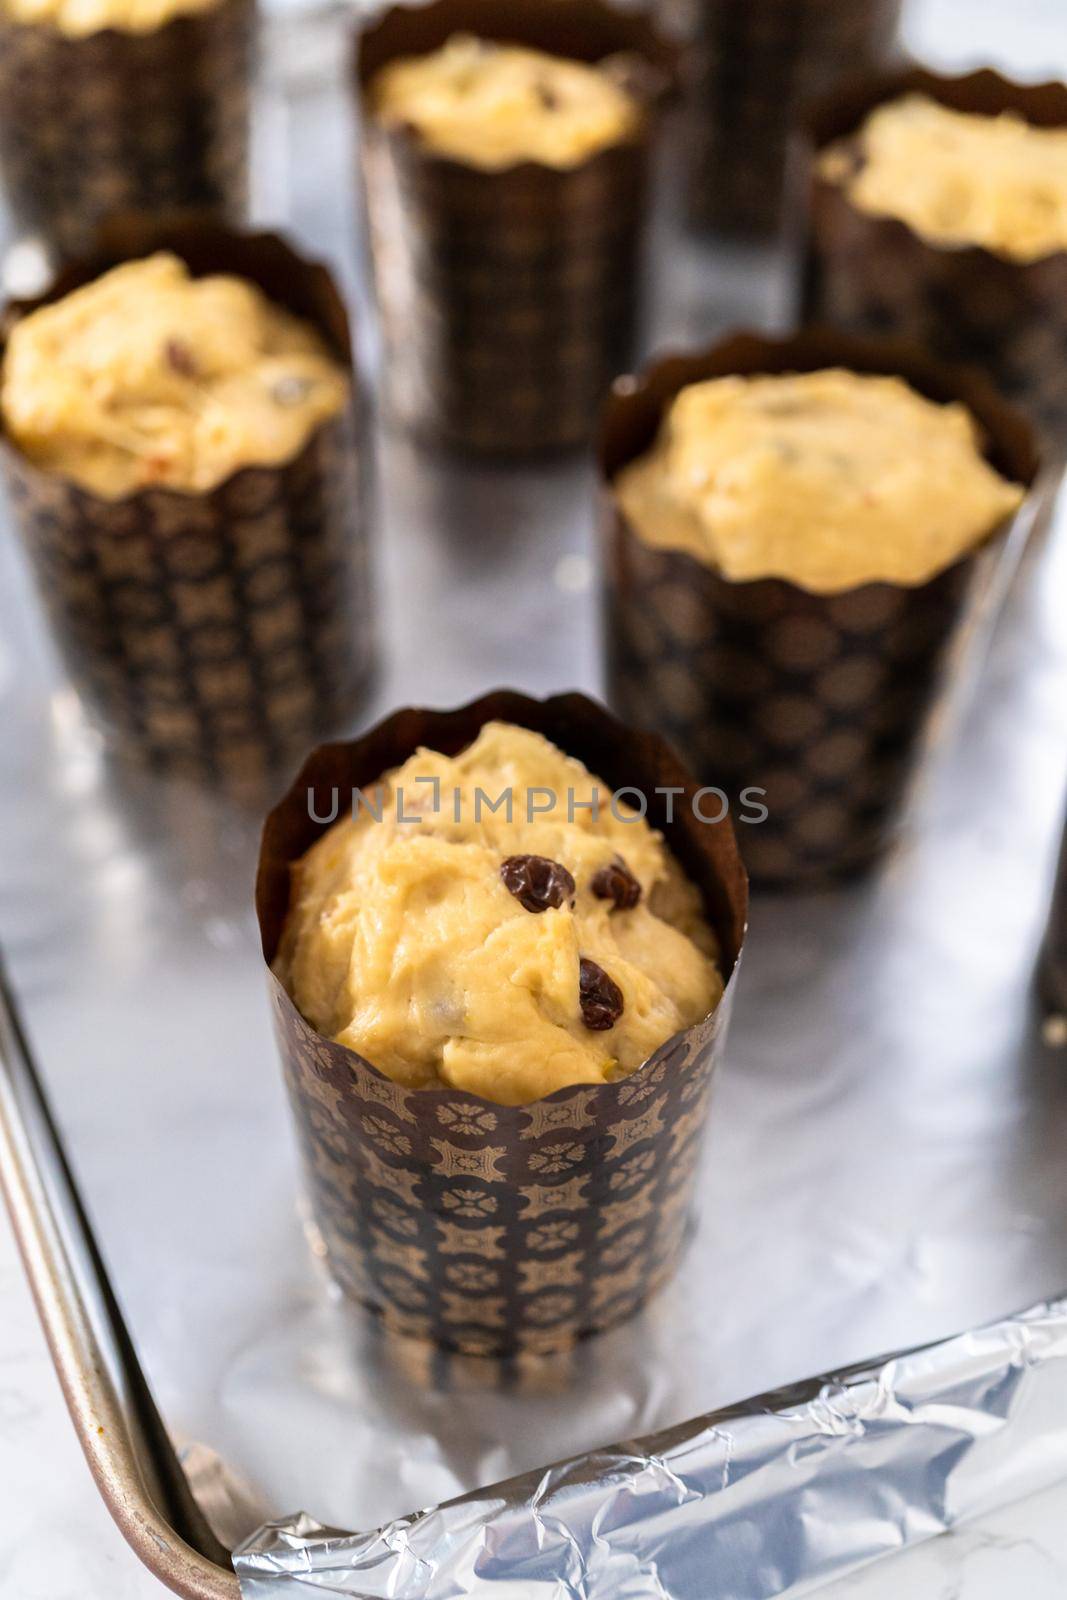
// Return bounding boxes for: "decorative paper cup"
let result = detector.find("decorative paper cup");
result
[0,217,375,788]
[1040,816,1067,1024]
[798,66,1067,456]
[0,0,253,261]
[599,327,1041,889]
[256,689,748,1357]
[355,0,675,455]
[679,0,902,238]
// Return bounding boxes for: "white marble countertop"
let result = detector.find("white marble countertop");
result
[0,1243,165,1600]
[3,0,1067,1595]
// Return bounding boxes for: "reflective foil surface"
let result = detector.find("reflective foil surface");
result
[1,6,1066,1595]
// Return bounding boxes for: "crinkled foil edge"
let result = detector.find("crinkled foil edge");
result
[233,1292,1067,1597]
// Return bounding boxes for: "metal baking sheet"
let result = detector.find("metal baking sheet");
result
[2,0,1067,1557]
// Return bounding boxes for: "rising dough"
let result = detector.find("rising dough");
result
[1,253,348,498]
[820,94,1067,264]
[369,34,642,170]
[3,0,220,36]
[277,723,723,1107]
[613,369,1024,593]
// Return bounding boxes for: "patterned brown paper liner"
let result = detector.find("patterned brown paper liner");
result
[599,327,1040,889]
[256,690,748,1357]
[355,0,675,455]
[375,1321,588,1395]
[0,0,253,261]
[798,66,1067,457]
[678,0,902,237]
[0,217,375,789]
[1040,814,1067,1021]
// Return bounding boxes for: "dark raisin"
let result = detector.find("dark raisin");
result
[501,854,575,914]
[272,374,314,407]
[591,858,641,911]
[579,958,624,1030]
[164,338,198,378]
[535,82,560,110]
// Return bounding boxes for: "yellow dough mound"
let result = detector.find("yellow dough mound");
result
[1,254,348,499]
[820,94,1067,264]
[369,34,641,171]
[614,369,1024,594]
[277,723,723,1107]
[3,0,219,37]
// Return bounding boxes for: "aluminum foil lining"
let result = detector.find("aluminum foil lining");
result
[233,1292,1067,1597]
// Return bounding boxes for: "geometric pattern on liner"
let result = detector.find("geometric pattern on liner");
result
[3,420,374,787]
[801,66,1067,456]
[357,0,675,454]
[0,0,253,258]
[680,0,901,237]
[362,135,652,453]
[256,691,748,1358]
[604,522,976,887]
[271,969,729,1359]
